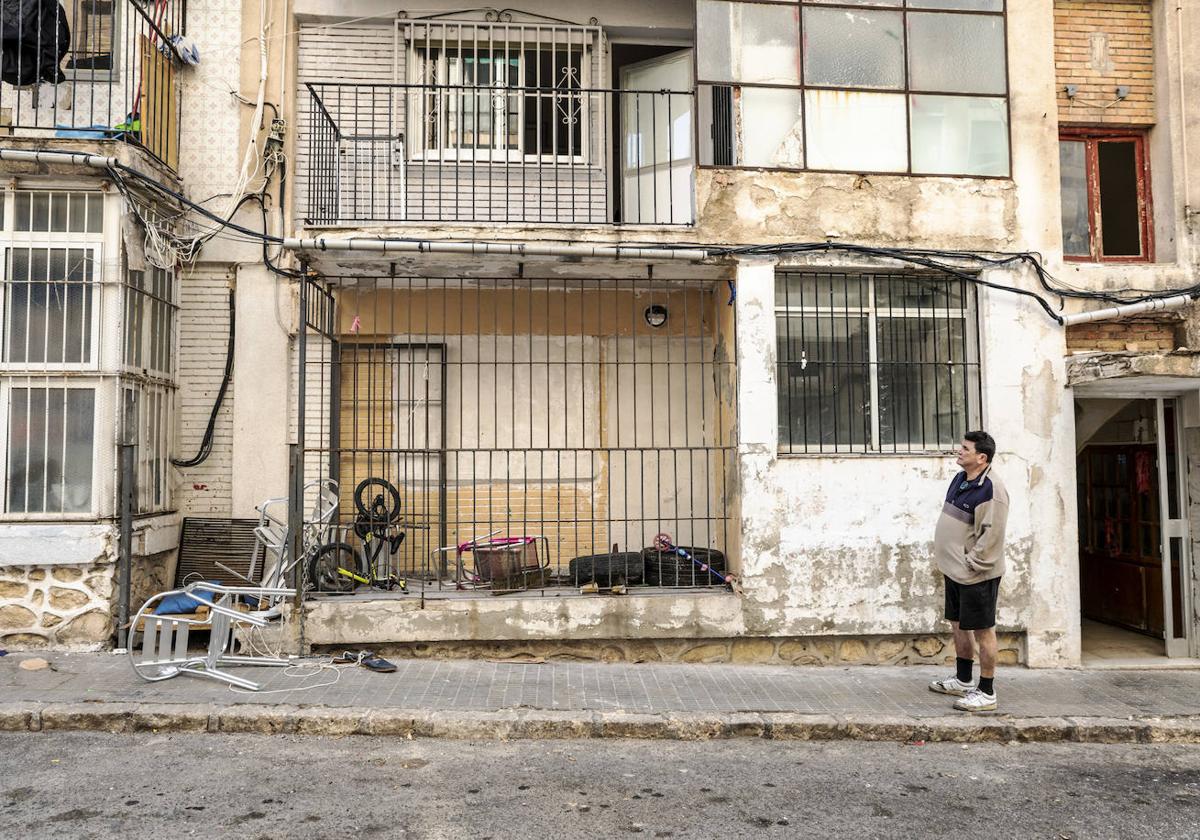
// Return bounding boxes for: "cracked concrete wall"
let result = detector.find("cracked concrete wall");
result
[692,0,1061,254]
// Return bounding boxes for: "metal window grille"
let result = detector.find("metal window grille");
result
[301,17,695,225]
[4,385,95,513]
[775,271,981,454]
[121,382,172,513]
[405,20,593,163]
[0,188,177,519]
[123,266,174,375]
[296,273,738,595]
[2,246,96,365]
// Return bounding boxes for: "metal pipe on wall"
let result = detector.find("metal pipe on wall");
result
[281,236,712,262]
[116,444,136,651]
[1060,293,1196,326]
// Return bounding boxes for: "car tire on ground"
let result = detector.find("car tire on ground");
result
[643,547,726,587]
[568,552,645,586]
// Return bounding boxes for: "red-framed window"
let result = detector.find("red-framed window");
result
[1059,128,1154,263]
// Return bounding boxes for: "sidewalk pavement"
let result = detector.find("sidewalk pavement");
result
[1,651,1198,742]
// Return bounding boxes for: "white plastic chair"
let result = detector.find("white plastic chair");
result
[128,582,295,691]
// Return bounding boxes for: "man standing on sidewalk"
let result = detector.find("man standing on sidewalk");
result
[928,431,1010,712]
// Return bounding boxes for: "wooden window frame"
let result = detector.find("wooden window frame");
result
[1060,127,1155,264]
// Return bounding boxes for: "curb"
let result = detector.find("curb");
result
[1,701,1198,743]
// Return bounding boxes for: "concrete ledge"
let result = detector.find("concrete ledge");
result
[2,702,1198,743]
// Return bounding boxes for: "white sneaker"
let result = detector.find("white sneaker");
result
[928,676,975,697]
[953,688,998,712]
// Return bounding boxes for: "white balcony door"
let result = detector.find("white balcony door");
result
[620,50,694,224]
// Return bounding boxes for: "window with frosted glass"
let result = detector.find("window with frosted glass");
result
[3,248,95,365]
[6,387,95,513]
[696,0,1009,175]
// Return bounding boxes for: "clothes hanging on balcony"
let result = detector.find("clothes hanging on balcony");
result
[1,0,71,86]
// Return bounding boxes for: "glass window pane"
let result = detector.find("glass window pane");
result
[63,389,95,512]
[14,192,31,231]
[907,13,1006,95]
[6,388,30,512]
[908,0,1003,10]
[696,0,800,84]
[878,317,968,449]
[802,7,904,90]
[777,313,871,450]
[739,87,804,168]
[876,275,964,311]
[49,192,68,231]
[807,0,901,5]
[30,192,51,231]
[804,89,907,172]
[1059,140,1091,257]
[910,95,1009,176]
[777,272,867,309]
[4,248,93,364]
[1098,141,1143,257]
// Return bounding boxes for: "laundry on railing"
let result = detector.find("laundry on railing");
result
[0,0,71,86]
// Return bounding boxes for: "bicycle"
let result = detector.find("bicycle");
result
[308,477,415,593]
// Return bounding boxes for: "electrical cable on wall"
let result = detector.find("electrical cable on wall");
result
[171,288,235,468]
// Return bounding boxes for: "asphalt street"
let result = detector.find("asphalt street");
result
[1,733,1197,839]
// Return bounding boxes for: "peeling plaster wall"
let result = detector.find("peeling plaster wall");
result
[731,258,1080,668]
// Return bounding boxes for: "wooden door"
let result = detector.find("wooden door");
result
[1078,444,1164,636]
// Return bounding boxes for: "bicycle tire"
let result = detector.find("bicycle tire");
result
[309,542,362,593]
[353,477,403,524]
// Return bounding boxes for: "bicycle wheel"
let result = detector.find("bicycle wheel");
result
[353,477,403,525]
[308,542,361,593]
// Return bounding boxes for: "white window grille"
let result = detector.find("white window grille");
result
[122,384,172,513]
[0,187,175,518]
[124,267,175,375]
[3,385,96,514]
[404,20,596,163]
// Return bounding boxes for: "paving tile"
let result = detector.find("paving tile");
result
[2,652,1200,719]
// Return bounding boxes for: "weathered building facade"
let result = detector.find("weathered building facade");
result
[1,0,1197,668]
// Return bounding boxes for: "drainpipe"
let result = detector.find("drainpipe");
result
[1060,293,1196,326]
[281,236,713,262]
[1179,1,1194,232]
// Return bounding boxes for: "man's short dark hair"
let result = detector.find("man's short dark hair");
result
[964,430,996,463]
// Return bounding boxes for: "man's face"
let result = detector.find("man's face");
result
[956,439,987,471]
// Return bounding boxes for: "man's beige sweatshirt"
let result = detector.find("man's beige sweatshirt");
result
[934,466,1009,585]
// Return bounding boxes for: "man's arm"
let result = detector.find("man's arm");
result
[965,495,1009,574]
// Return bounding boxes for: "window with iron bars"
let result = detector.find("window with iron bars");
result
[408,26,590,162]
[123,266,175,375]
[775,271,982,454]
[1,190,104,515]
[1,188,177,517]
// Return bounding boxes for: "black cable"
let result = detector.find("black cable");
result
[96,154,1194,326]
[716,241,1067,324]
[172,289,235,468]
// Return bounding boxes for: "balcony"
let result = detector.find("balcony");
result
[0,0,188,172]
[302,80,696,228]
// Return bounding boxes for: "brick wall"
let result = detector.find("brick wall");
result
[1054,0,1155,125]
[1066,318,1178,352]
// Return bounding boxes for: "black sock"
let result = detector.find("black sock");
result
[956,657,974,684]
[978,677,994,695]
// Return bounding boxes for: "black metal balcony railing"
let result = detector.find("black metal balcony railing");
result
[304,82,696,227]
[0,0,187,171]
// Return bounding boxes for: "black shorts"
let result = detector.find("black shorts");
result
[944,575,1001,631]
